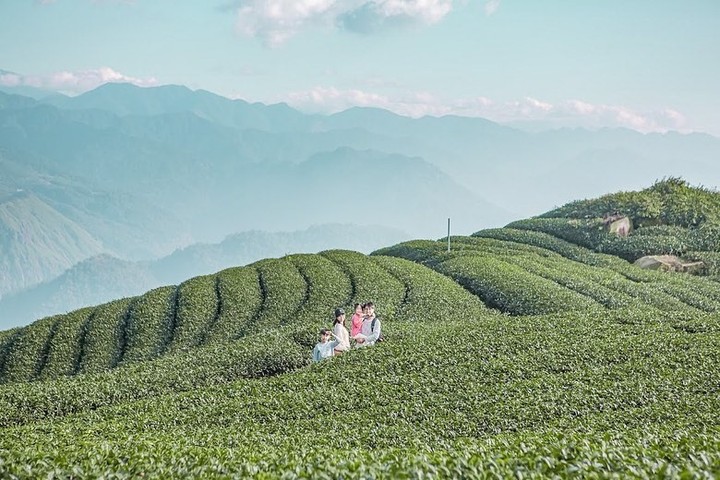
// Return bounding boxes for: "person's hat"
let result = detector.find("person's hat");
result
[334,308,345,318]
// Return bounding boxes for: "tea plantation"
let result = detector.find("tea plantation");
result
[1,182,720,478]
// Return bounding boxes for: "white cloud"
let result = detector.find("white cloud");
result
[484,0,500,16]
[280,86,689,133]
[0,67,158,95]
[233,0,456,46]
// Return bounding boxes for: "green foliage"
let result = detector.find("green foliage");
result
[242,258,307,335]
[205,266,262,344]
[686,251,720,276]
[372,255,490,321]
[0,315,59,383]
[36,308,93,380]
[378,239,601,315]
[472,227,613,267]
[541,177,720,228]
[5,208,720,477]
[286,253,352,326]
[440,255,601,315]
[508,217,699,262]
[1,311,720,477]
[165,274,218,353]
[0,325,309,428]
[321,249,406,319]
[119,286,176,365]
[76,298,132,374]
[508,217,609,252]
[525,179,720,265]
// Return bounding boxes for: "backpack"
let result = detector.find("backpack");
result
[371,317,384,343]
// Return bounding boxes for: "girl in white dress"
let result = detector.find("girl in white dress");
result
[332,308,351,354]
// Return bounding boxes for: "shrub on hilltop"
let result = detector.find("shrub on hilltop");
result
[541,177,720,228]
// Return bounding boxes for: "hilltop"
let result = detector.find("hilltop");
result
[1,181,719,477]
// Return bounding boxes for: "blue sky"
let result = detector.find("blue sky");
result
[1,0,719,135]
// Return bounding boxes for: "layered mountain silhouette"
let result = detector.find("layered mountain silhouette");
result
[0,192,103,296]
[1,81,719,328]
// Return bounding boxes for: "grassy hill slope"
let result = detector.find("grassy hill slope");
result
[1,182,720,477]
[0,192,104,297]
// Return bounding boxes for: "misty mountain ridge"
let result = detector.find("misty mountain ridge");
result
[2,80,720,328]
[0,192,104,297]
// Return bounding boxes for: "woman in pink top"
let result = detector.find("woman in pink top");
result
[350,303,364,337]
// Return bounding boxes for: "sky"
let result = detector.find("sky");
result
[0,0,719,135]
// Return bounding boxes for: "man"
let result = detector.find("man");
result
[354,302,381,347]
[312,328,339,362]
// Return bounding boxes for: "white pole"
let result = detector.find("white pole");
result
[447,218,451,252]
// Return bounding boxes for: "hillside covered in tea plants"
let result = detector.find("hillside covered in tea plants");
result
[1,180,720,478]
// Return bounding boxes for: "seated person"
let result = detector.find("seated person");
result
[333,308,351,354]
[352,302,381,347]
[312,328,339,362]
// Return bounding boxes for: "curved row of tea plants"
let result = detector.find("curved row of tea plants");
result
[455,236,713,316]
[378,240,604,315]
[378,234,720,319]
[0,258,305,383]
[474,227,720,302]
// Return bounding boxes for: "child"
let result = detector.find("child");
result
[350,303,364,338]
[312,328,339,362]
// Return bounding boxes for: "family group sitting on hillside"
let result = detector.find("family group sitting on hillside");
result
[312,302,382,362]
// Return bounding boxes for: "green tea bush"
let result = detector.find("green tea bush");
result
[631,225,691,238]
[540,178,720,228]
[472,227,609,266]
[373,240,457,268]
[434,255,601,315]
[508,217,705,262]
[690,223,720,251]
[372,255,490,322]
[36,308,93,380]
[508,217,608,251]
[242,258,307,335]
[119,286,176,365]
[321,249,406,319]
[76,298,131,374]
[686,251,720,276]
[205,266,262,343]
[541,189,664,223]
[165,274,218,353]
[0,315,59,383]
[600,234,689,261]
[0,328,21,375]
[498,252,636,310]
[0,323,310,428]
[286,253,352,326]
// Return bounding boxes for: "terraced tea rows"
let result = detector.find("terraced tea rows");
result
[376,235,720,319]
[0,251,478,427]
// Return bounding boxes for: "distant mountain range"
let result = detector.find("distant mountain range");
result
[1,80,719,327]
